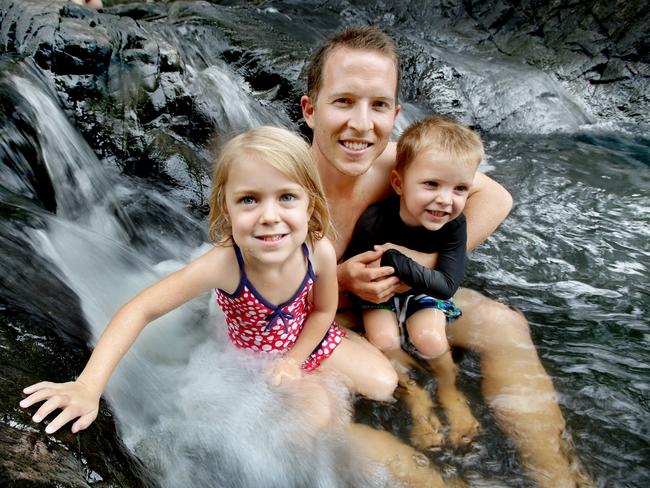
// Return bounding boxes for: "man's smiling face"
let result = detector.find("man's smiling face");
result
[302,47,400,177]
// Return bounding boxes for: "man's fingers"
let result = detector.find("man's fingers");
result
[353,249,384,264]
[365,265,395,281]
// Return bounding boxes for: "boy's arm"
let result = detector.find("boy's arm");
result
[380,219,467,299]
[20,245,234,433]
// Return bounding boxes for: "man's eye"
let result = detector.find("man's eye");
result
[334,98,352,105]
[373,101,390,109]
[280,193,296,202]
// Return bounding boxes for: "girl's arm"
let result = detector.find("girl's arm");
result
[19,245,238,434]
[271,238,338,385]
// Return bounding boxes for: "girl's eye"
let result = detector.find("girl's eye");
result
[279,193,296,202]
[455,185,469,193]
[240,196,256,205]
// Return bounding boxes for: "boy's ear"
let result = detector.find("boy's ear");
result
[301,95,315,129]
[390,169,403,195]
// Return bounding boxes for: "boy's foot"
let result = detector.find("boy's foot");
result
[438,388,479,447]
[410,411,445,449]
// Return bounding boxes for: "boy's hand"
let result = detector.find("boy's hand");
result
[269,357,302,386]
[19,380,100,434]
[337,249,400,304]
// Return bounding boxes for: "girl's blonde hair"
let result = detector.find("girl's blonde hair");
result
[208,126,330,245]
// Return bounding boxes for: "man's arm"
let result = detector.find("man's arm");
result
[464,171,512,252]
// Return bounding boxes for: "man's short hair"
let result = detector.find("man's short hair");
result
[396,116,484,174]
[306,26,400,102]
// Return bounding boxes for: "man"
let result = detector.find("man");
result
[301,26,584,488]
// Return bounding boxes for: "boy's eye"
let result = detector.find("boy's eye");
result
[455,185,469,193]
[279,193,296,202]
[424,181,438,188]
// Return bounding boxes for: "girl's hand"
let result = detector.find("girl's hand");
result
[19,380,100,434]
[269,357,302,387]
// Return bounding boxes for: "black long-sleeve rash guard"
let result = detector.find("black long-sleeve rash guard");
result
[344,195,467,301]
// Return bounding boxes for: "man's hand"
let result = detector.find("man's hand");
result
[337,249,401,304]
[19,379,101,434]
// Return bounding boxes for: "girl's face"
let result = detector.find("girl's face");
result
[224,155,312,265]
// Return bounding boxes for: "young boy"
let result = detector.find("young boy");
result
[346,115,483,446]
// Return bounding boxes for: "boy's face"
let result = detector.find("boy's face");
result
[391,148,477,231]
[301,47,400,177]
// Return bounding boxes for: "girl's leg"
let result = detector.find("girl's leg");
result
[450,288,588,488]
[320,334,398,402]
[407,309,478,447]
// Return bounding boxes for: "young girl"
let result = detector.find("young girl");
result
[19,126,397,435]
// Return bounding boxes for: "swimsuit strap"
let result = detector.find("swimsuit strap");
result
[233,244,247,281]
[302,243,316,281]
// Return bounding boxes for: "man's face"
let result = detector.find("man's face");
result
[301,47,400,177]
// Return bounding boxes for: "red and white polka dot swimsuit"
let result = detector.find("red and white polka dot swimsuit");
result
[215,244,345,372]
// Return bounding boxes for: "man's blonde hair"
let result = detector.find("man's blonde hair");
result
[396,116,484,174]
[208,126,330,244]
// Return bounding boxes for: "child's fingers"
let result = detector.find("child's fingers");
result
[19,387,59,409]
[32,395,68,423]
[22,381,56,395]
[44,407,81,434]
[71,411,97,434]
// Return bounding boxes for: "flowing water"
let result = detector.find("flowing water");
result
[1,8,649,488]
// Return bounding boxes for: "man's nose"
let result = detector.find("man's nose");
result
[348,102,372,133]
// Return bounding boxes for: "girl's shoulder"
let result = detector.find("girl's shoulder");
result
[192,243,241,293]
[308,237,337,275]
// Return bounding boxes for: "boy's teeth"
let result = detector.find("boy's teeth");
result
[343,141,369,151]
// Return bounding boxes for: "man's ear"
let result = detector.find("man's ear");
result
[301,95,316,129]
[390,169,403,195]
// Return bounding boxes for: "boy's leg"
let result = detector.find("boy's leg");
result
[362,308,400,352]
[407,309,478,447]
[450,288,589,488]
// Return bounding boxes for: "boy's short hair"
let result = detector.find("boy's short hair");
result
[306,26,400,102]
[396,116,484,174]
[208,126,330,245]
